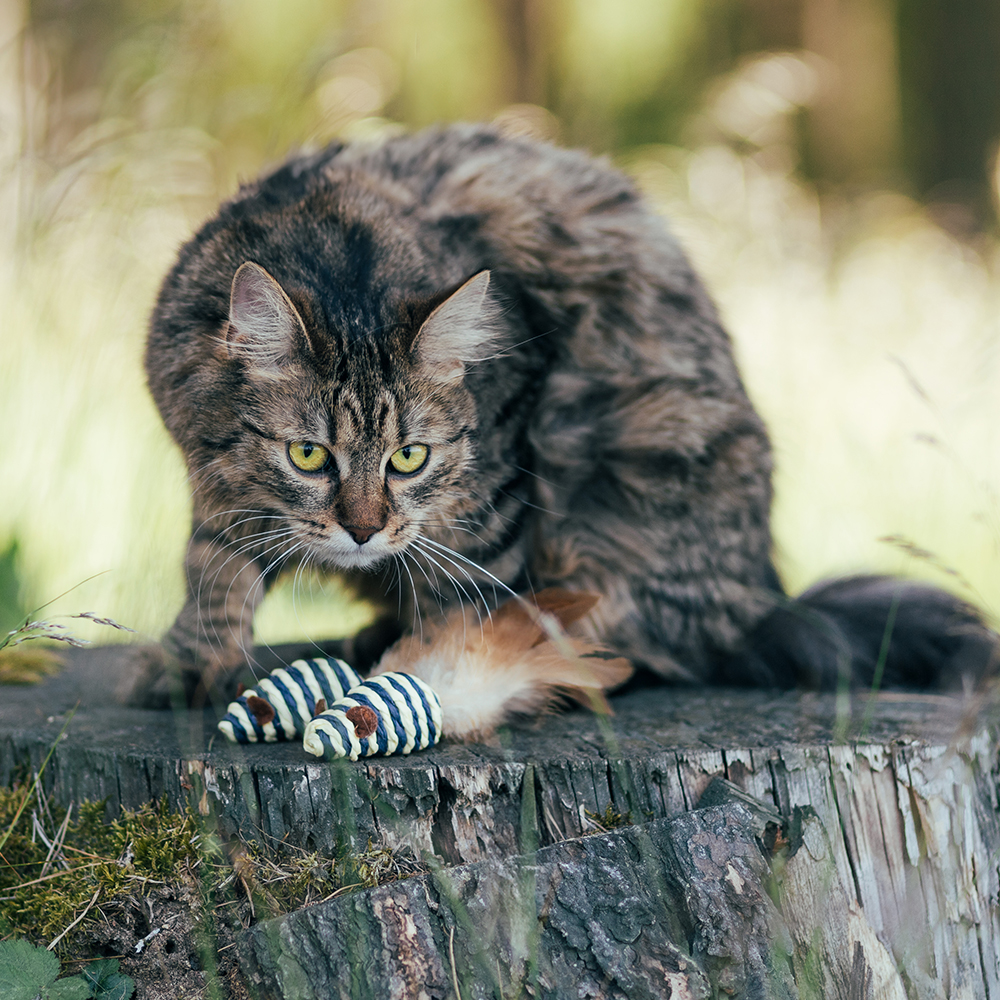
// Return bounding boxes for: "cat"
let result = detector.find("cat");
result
[136,123,996,707]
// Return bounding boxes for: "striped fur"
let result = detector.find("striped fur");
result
[142,125,997,704]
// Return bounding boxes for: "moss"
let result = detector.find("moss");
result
[0,789,201,948]
[0,782,426,965]
[585,804,633,832]
[0,646,63,685]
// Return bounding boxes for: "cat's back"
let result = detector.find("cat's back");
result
[153,125,744,400]
[239,125,640,225]
[221,126,700,306]
[257,126,738,384]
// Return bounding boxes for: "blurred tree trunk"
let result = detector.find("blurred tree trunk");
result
[897,0,1000,222]
[489,0,548,107]
[801,0,902,188]
[0,0,25,247]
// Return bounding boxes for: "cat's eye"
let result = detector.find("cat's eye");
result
[288,440,330,473]
[388,444,429,475]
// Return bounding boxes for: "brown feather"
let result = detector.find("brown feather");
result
[492,588,602,648]
[373,590,632,740]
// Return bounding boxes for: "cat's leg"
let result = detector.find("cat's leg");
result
[167,531,270,694]
[122,525,271,707]
[534,535,776,682]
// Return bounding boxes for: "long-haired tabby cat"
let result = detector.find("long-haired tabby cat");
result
[138,124,995,708]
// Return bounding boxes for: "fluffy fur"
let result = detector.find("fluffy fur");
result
[140,124,997,706]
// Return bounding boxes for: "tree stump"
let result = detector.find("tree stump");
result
[0,644,997,999]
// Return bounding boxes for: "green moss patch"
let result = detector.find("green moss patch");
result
[0,781,427,998]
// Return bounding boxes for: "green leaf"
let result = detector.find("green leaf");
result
[80,959,134,1000]
[93,974,133,1000]
[0,938,60,1000]
[44,975,93,999]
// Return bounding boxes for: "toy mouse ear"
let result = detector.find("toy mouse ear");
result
[227,262,310,370]
[409,271,498,382]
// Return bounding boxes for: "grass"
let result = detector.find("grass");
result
[0,579,136,684]
[584,804,632,833]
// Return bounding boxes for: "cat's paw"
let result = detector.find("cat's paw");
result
[114,643,186,708]
[118,639,251,708]
[116,642,231,706]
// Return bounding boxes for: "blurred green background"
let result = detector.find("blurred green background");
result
[1,0,998,647]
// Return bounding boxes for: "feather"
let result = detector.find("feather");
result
[372,588,632,740]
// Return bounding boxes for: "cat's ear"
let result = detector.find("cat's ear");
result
[410,271,497,382]
[227,262,309,370]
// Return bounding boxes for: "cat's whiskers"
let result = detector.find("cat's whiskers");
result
[419,520,483,546]
[194,525,297,601]
[415,537,589,659]
[188,475,230,509]
[443,516,487,529]
[238,541,322,681]
[494,487,556,518]
[408,540,443,596]
[401,546,448,617]
[198,513,281,542]
[196,531,299,660]
[409,544,472,647]
[287,549,334,666]
[238,549,312,683]
[409,538,491,635]
[188,466,226,494]
[186,462,243,506]
[416,535,528,608]
[195,527,300,656]
[196,507,275,528]
[393,551,424,643]
[185,457,225,493]
[412,536,500,608]
[188,509,286,612]
[466,488,519,529]
[230,537,312,675]
[410,549,476,644]
[383,556,404,620]
[190,525,297,623]
[287,550,312,654]
[512,463,558,490]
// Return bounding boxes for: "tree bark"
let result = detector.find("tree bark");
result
[1,645,997,998]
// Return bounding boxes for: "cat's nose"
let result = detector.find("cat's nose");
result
[343,524,381,545]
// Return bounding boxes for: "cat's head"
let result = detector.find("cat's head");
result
[194,261,503,570]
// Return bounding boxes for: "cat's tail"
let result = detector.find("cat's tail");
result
[719,575,998,691]
[372,589,633,740]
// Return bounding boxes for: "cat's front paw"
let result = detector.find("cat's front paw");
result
[116,642,243,708]
[115,643,185,708]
